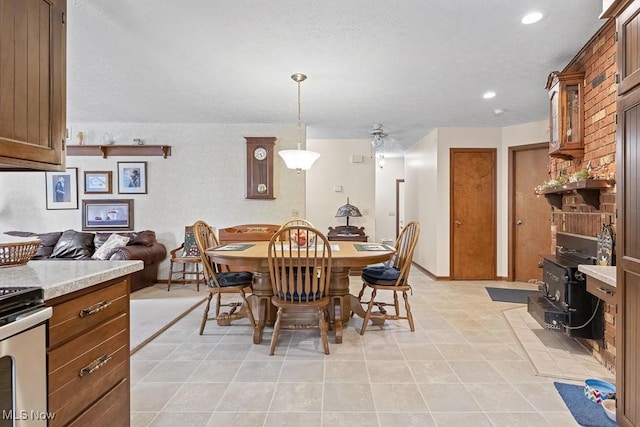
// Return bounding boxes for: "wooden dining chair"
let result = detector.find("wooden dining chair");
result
[167,225,204,291]
[356,221,420,335]
[192,220,256,335]
[267,225,332,355]
[279,218,313,229]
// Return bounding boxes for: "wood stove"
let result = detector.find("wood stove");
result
[528,232,604,339]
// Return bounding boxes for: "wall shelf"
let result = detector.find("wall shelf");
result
[535,179,615,209]
[66,145,171,159]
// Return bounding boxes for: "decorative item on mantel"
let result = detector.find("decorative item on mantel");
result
[534,171,615,210]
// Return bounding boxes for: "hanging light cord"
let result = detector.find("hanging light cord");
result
[296,79,302,150]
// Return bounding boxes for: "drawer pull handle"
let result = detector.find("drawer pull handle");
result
[79,300,112,317]
[597,287,613,295]
[79,354,111,377]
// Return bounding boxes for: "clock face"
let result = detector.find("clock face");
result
[254,147,267,161]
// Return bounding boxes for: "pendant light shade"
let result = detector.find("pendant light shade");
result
[278,73,320,173]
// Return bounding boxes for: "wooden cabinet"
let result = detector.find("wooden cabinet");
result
[618,0,640,95]
[46,277,130,426]
[616,3,640,425]
[0,0,67,171]
[546,71,585,159]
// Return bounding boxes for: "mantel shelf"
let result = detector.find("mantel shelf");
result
[66,145,171,159]
[535,179,615,209]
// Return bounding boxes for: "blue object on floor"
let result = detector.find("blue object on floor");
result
[554,382,619,426]
[485,287,540,303]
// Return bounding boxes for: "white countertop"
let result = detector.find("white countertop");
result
[0,260,143,300]
[578,265,616,287]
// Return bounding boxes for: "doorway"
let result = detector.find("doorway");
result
[450,148,496,280]
[395,179,405,238]
[508,143,552,282]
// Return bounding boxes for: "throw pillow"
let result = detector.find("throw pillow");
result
[92,234,130,260]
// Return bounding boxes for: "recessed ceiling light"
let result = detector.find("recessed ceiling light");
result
[494,108,505,115]
[483,91,496,99]
[521,11,543,24]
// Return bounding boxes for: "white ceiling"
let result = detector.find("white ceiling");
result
[67,0,605,154]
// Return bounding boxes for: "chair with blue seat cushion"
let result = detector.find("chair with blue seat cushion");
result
[357,221,420,335]
[267,225,332,355]
[193,220,256,335]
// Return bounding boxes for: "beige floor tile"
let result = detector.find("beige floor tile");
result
[419,383,481,412]
[269,382,323,411]
[205,412,267,427]
[370,383,428,412]
[128,273,615,426]
[130,382,181,412]
[163,383,228,412]
[323,383,375,412]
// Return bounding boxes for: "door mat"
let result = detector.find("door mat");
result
[485,287,540,304]
[554,382,618,426]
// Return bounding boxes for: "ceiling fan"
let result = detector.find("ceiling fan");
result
[370,123,387,151]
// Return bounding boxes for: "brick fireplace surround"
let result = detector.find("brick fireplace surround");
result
[547,19,617,373]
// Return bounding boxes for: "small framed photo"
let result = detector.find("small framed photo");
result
[84,171,112,194]
[82,199,134,231]
[117,161,147,194]
[45,168,78,210]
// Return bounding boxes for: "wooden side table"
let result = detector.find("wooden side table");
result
[327,226,368,242]
[327,226,368,276]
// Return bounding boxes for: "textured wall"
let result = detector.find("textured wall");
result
[0,123,305,279]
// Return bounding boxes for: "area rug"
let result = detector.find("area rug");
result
[554,382,618,426]
[130,284,206,354]
[485,287,540,304]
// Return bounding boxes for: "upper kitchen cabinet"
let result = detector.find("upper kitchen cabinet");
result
[546,71,585,159]
[0,0,66,171]
[617,0,640,95]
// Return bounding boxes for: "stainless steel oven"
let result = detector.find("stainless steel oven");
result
[0,287,52,427]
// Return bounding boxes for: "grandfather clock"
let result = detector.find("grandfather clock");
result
[245,137,276,199]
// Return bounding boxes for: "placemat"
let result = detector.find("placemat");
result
[354,243,394,251]
[211,243,254,251]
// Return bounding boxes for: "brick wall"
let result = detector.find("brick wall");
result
[549,19,617,374]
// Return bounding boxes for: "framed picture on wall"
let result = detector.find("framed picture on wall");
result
[45,168,78,210]
[82,199,134,231]
[84,171,113,194]
[117,161,147,194]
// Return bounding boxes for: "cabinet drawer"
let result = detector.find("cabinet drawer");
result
[48,313,128,385]
[586,277,617,305]
[48,279,128,347]
[48,330,128,426]
[67,379,129,427]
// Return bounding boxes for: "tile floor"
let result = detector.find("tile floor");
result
[130,269,614,427]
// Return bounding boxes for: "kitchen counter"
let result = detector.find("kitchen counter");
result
[0,260,143,299]
[578,265,616,287]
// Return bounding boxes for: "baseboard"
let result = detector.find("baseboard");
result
[411,262,448,280]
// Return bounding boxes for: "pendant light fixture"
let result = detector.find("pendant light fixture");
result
[278,73,320,173]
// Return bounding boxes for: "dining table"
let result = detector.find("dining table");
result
[206,241,394,344]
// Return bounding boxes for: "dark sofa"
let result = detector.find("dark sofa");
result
[6,229,167,292]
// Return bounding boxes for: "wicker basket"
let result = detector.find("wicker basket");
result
[0,239,41,268]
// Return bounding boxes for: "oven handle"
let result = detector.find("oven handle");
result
[0,306,52,341]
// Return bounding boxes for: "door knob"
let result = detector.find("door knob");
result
[516,219,523,225]
[454,220,462,225]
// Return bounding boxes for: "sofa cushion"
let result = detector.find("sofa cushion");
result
[51,230,95,259]
[5,231,62,259]
[92,234,130,260]
[130,230,156,247]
